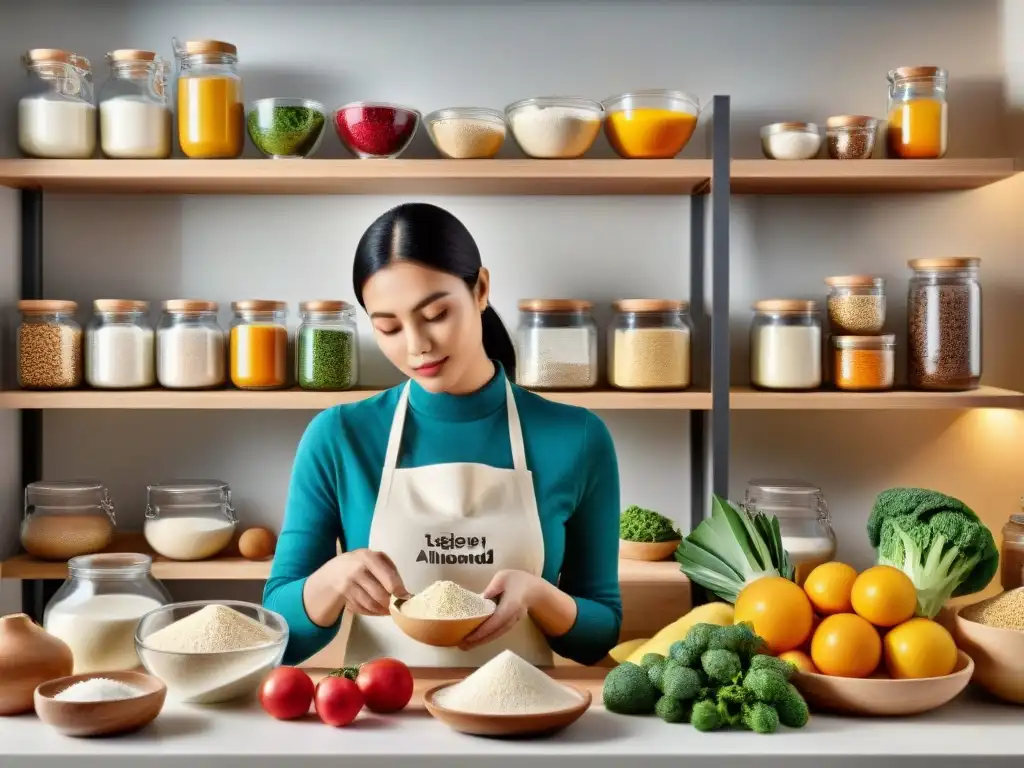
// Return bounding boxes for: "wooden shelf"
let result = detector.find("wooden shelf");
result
[730,385,1024,410]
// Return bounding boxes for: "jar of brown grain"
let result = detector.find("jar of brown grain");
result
[608,299,692,390]
[1001,509,1024,591]
[17,300,82,389]
[21,481,116,561]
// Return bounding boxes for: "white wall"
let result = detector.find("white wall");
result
[1,0,1022,610]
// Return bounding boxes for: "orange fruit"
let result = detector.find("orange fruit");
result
[850,565,917,628]
[883,618,958,679]
[734,576,814,654]
[778,650,818,674]
[803,562,858,615]
[810,613,881,678]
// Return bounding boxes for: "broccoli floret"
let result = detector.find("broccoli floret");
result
[749,654,796,681]
[620,505,680,543]
[742,668,790,704]
[690,699,722,732]
[661,664,702,701]
[655,694,691,723]
[668,639,703,668]
[867,488,999,618]
[602,662,660,715]
[684,623,722,656]
[640,652,665,669]
[741,701,780,734]
[647,660,666,690]
[701,649,743,684]
[714,683,750,727]
[775,683,810,728]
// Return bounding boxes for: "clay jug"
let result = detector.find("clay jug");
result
[0,613,73,715]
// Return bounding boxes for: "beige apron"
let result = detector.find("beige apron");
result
[344,379,554,667]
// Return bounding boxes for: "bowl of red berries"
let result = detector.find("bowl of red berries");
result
[334,101,421,159]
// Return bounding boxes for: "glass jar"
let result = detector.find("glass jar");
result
[824,275,886,334]
[43,553,171,674]
[296,300,359,391]
[608,299,692,390]
[230,300,288,390]
[825,115,878,160]
[832,335,896,392]
[98,49,171,159]
[1001,507,1024,591]
[86,299,155,389]
[743,479,836,586]
[907,258,981,391]
[173,38,243,159]
[17,300,82,390]
[750,300,822,390]
[21,481,115,561]
[157,300,226,389]
[143,480,237,561]
[887,66,948,159]
[516,299,598,390]
[19,48,95,158]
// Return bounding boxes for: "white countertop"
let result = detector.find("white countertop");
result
[4,690,1024,768]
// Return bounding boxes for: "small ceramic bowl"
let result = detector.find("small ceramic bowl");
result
[34,671,166,737]
[390,596,495,647]
[619,539,681,562]
[424,681,591,737]
[955,597,1024,704]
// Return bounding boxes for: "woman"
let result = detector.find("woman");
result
[264,202,622,668]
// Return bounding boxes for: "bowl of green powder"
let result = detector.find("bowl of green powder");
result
[247,98,327,159]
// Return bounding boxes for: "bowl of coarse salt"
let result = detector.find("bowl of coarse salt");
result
[424,650,591,738]
[390,580,496,648]
[34,671,166,737]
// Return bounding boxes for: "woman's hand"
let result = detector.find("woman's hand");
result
[305,549,410,623]
[459,570,543,650]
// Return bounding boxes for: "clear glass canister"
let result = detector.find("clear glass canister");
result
[19,48,95,158]
[743,479,836,586]
[17,299,82,390]
[750,300,822,390]
[608,299,692,390]
[99,49,171,159]
[1001,505,1024,591]
[832,335,896,392]
[21,480,115,561]
[907,258,981,391]
[824,275,885,334]
[230,300,288,390]
[86,299,155,389]
[144,480,237,561]
[516,299,598,390]
[173,38,243,159]
[297,300,359,391]
[44,553,171,674]
[887,66,948,159]
[157,300,226,389]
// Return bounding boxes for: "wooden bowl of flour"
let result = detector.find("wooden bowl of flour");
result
[424,681,591,737]
[390,596,496,648]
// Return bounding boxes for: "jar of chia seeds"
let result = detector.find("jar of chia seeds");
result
[516,299,598,390]
[296,300,358,391]
[17,300,83,390]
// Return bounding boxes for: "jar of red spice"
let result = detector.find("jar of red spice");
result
[831,335,895,391]
[334,101,420,159]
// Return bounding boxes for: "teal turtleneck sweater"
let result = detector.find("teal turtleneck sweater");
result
[264,364,623,666]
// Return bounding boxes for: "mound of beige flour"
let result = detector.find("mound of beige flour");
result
[435,650,582,715]
[400,580,495,620]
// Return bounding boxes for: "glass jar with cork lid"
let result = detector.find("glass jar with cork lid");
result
[296,300,359,391]
[825,275,886,334]
[516,299,598,390]
[886,66,948,159]
[20,481,116,561]
[17,300,83,390]
[19,48,95,158]
[608,299,692,390]
[749,300,822,390]
[172,38,243,159]
[230,300,288,390]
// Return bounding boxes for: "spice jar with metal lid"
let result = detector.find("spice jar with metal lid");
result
[230,300,288,390]
[86,300,155,390]
[1001,504,1024,591]
[750,300,822,390]
[296,300,358,391]
[172,38,243,159]
[157,300,225,390]
[516,299,598,390]
[832,335,895,391]
[887,66,948,159]
[144,480,237,561]
[907,258,981,391]
[21,480,115,561]
[826,115,878,160]
[17,300,82,390]
[99,50,171,159]
[608,299,692,390]
[19,49,95,158]
[760,122,822,160]
[825,275,886,334]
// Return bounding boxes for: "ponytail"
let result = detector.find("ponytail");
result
[481,304,516,384]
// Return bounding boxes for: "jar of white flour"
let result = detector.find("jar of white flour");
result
[98,49,171,159]
[86,300,156,389]
[19,49,96,159]
[749,299,822,390]
[157,300,226,389]
[144,480,238,561]
[516,299,598,390]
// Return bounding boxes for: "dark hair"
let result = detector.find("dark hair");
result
[352,203,516,381]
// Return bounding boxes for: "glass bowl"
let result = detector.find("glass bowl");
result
[826,115,878,160]
[602,90,700,159]
[760,122,822,160]
[135,600,287,704]
[246,98,326,159]
[334,101,420,159]
[505,96,604,159]
[425,107,506,159]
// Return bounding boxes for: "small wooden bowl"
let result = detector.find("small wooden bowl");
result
[955,602,1024,704]
[34,671,166,737]
[423,681,591,737]
[390,598,495,648]
[619,539,681,562]
[793,650,973,716]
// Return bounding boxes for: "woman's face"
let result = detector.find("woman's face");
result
[362,260,490,393]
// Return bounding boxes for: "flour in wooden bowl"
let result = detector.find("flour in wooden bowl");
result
[401,580,495,620]
[435,650,582,715]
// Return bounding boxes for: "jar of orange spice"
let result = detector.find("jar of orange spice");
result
[831,335,895,391]
[230,300,288,390]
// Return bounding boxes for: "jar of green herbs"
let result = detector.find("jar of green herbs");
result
[296,300,358,391]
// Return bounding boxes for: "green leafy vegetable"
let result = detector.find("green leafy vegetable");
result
[620,505,680,543]
[602,662,660,715]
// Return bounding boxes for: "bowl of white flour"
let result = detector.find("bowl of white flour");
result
[390,580,496,647]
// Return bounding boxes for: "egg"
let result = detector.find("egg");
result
[238,527,277,561]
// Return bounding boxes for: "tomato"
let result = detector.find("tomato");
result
[351,658,414,714]
[259,667,314,721]
[314,675,364,727]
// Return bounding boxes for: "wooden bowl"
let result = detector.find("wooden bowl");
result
[793,650,973,716]
[34,671,166,737]
[619,539,681,562]
[954,604,1024,704]
[389,598,495,648]
[423,681,591,737]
